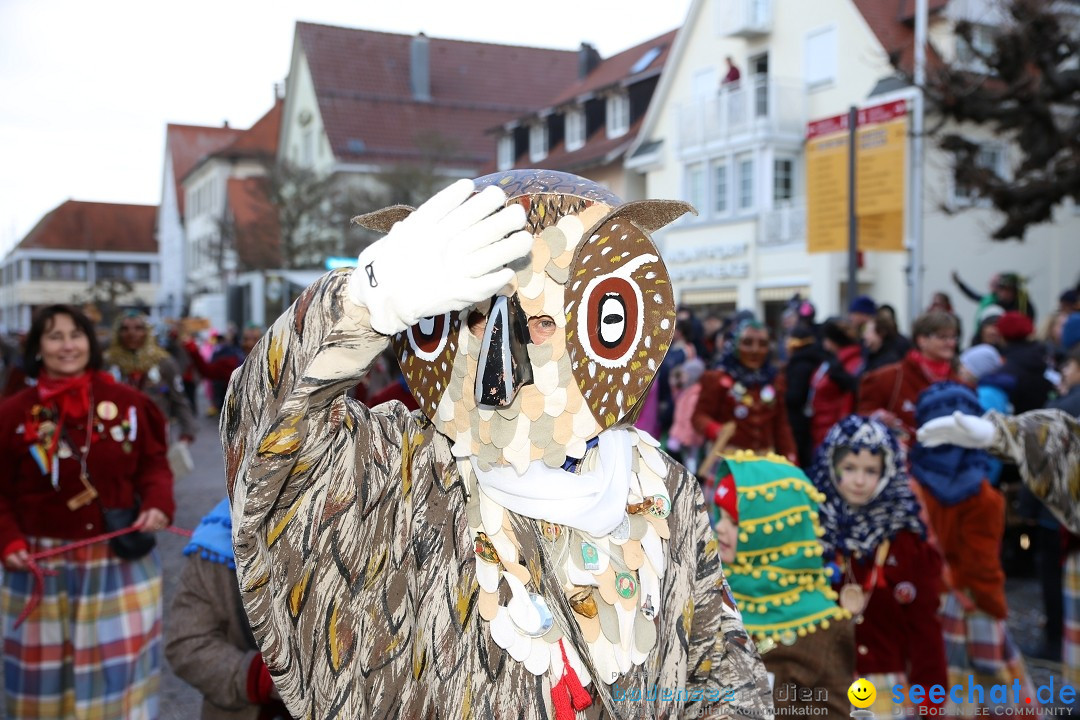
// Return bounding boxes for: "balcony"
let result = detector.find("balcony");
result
[759,203,805,248]
[675,77,805,152]
[719,0,772,37]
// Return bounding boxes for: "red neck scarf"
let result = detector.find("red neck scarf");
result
[37,371,96,426]
[907,349,952,383]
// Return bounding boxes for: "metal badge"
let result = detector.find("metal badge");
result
[474,531,501,564]
[96,401,119,421]
[110,425,125,442]
[540,520,561,543]
[615,572,638,599]
[734,405,749,419]
[760,384,776,403]
[581,542,600,571]
[648,494,671,519]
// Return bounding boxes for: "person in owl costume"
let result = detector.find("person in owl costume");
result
[223,170,773,719]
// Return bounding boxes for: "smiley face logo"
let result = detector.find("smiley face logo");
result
[847,678,876,709]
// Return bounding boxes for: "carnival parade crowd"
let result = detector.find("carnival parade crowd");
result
[0,174,1076,720]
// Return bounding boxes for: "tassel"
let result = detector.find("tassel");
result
[550,639,591,719]
[551,676,574,720]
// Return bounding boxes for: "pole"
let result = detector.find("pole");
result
[910,0,927,326]
[847,105,858,312]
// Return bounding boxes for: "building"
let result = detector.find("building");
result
[157,121,245,320]
[492,30,678,201]
[276,22,583,263]
[0,200,158,331]
[628,0,1079,331]
[180,99,283,331]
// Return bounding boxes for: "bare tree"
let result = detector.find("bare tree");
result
[71,278,137,328]
[920,0,1080,240]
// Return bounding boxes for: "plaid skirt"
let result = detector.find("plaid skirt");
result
[2,536,162,720]
[1065,551,1080,689]
[939,592,1040,713]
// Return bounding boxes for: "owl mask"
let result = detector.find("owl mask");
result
[355,170,692,474]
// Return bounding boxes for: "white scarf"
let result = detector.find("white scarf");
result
[470,429,632,537]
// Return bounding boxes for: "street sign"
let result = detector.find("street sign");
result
[806,99,907,254]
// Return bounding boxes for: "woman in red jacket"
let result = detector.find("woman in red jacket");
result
[858,311,961,447]
[0,304,175,719]
[692,319,796,461]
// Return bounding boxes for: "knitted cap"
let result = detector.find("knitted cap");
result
[722,452,848,651]
[849,295,877,315]
[959,344,1003,380]
[997,311,1033,341]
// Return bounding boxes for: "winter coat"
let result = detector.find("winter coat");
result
[809,345,864,450]
[693,370,796,460]
[1001,340,1054,414]
[784,343,828,469]
[165,555,292,720]
[857,353,959,445]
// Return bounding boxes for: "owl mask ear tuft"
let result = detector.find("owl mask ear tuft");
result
[585,199,695,237]
[351,205,416,233]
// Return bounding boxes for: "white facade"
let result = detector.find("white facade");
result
[156,150,185,320]
[631,0,1077,331]
[0,248,160,332]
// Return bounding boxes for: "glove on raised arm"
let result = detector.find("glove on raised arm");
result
[347,179,532,336]
[916,410,995,449]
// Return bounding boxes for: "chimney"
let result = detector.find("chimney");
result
[411,32,431,102]
[578,42,601,79]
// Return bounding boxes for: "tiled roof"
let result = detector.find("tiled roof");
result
[854,0,949,72]
[501,117,646,175]
[226,178,281,270]
[18,200,157,253]
[545,30,677,109]
[165,124,243,215]
[217,99,284,158]
[295,22,580,165]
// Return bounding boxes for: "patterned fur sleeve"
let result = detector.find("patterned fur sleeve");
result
[682,467,774,718]
[220,269,414,711]
[986,409,1080,535]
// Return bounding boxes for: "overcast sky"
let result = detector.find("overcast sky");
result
[0,0,691,256]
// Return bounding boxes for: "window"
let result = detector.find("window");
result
[565,109,586,152]
[30,260,87,281]
[96,262,151,282]
[805,26,837,88]
[606,92,630,138]
[737,155,755,211]
[774,158,794,203]
[630,46,663,75]
[956,23,996,70]
[953,143,1006,205]
[301,129,314,167]
[497,135,515,170]
[713,161,729,214]
[687,163,706,214]
[529,123,548,162]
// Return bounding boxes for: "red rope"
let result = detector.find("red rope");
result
[13,525,193,629]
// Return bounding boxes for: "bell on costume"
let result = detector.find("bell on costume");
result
[475,294,534,408]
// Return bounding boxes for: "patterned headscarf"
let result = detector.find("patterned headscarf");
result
[810,415,925,557]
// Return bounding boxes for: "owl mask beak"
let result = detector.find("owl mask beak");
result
[475,294,534,408]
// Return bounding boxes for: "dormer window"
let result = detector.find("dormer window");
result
[565,109,586,152]
[529,122,548,162]
[497,135,515,170]
[606,92,630,138]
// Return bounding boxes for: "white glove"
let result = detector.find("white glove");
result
[347,179,532,336]
[916,410,995,449]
